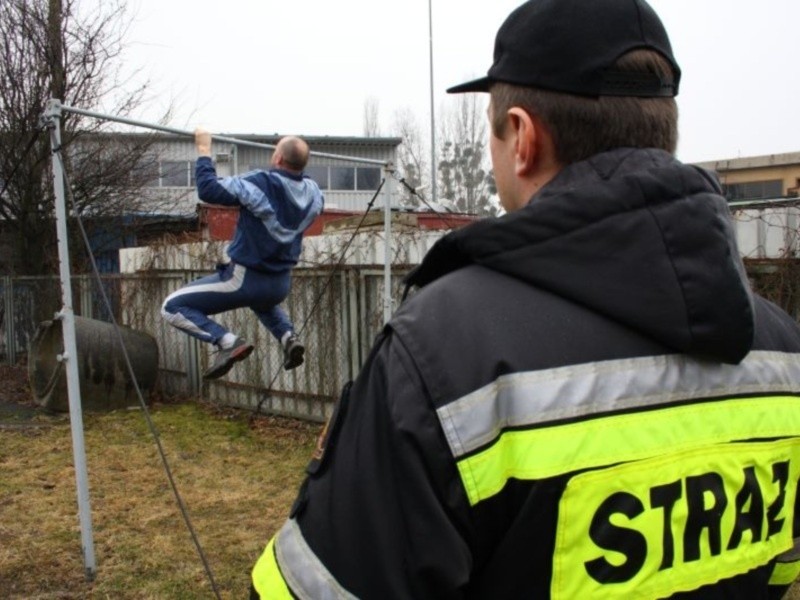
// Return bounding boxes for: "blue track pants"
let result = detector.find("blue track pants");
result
[161,262,293,346]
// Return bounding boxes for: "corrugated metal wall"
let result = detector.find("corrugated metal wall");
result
[234,140,397,213]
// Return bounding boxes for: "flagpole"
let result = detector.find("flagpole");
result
[428,0,438,205]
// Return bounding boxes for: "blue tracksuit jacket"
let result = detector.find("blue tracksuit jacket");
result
[195,156,324,272]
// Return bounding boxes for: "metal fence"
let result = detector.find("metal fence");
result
[1,266,411,422]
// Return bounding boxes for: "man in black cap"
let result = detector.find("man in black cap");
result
[249,1,800,598]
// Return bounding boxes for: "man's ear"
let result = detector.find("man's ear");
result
[507,107,537,176]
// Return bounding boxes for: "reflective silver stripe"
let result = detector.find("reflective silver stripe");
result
[160,263,247,341]
[274,519,358,600]
[161,263,246,307]
[776,537,800,563]
[437,351,800,458]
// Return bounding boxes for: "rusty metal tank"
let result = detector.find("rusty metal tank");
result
[27,316,159,412]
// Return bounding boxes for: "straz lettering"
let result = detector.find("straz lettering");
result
[553,441,800,599]
[585,461,790,584]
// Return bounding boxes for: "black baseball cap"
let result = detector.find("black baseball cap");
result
[447,0,681,97]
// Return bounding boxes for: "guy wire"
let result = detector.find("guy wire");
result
[51,147,223,600]
[251,179,386,420]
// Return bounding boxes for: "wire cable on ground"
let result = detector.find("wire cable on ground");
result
[51,147,223,600]
[251,179,386,420]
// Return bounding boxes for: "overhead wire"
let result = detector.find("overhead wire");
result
[251,179,386,420]
[391,171,469,231]
[40,104,469,592]
[49,144,224,600]
[44,120,396,594]
[251,164,477,419]
[251,167,479,417]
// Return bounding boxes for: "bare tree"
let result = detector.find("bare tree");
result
[391,107,430,209]
[0,0,173,276]
[362,96,381,137]
[438,94,498,216]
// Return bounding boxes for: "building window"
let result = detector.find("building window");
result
[161,161,193,187]
[330,167,355,190]
[305,166,329,189]
[134,157,160,187]
[356,167,381,190]
[140,160,194,188]
[222,164,382,191]
[723,180,783,201]
[304,166,381,191]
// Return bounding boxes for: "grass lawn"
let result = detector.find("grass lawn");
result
[0,394,319,599]
[2,362,799,599]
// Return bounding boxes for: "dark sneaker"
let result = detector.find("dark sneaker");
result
[283,335,305,370]
[203,338,254,380]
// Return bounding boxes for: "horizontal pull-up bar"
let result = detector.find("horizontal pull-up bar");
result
[46,100,390,167]
[41,96,399,585]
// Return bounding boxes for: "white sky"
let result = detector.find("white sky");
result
[115,0,800,164]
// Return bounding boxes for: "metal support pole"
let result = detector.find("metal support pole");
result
[3,276,15,365]
[428,0,438,205]
[52,100,386,166]
[42,99,97,580]
[382,165,396,323]
[345,270,360,380]
[78,275,92,319]
[186,272,201,397]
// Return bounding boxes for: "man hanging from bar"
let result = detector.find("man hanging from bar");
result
[161,128,324,379]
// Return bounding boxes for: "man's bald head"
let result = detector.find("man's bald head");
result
[273,136,310,173]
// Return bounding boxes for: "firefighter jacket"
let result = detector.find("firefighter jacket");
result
[251,148,800,599]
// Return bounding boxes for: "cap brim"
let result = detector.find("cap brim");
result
[446,76,492,94]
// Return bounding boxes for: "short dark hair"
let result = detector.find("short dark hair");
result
[490,50,678,164]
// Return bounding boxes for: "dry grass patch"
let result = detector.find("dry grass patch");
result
[2,370,800,599]
[0,401,319,599]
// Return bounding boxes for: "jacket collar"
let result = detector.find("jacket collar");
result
[404,148,754,363]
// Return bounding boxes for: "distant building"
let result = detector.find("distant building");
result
[131,133,402,216]
[692,152,800,264]
[693,152,800,202]
[3,133,402,273]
